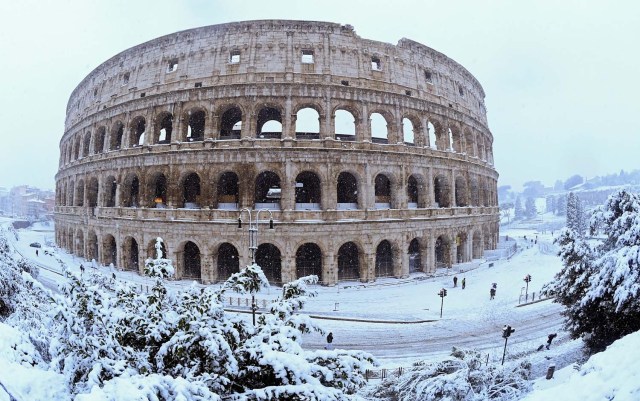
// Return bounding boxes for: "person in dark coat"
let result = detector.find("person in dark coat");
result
[325,332,334,350]
[461,277,466,289]
[546,333,557,349]
[453,276,458,287]
[490,287,496,300]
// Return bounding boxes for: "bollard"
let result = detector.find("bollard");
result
[546,364,556,379]
[334,302,339,311]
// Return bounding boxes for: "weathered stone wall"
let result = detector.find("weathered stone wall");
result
[55,20,499,285]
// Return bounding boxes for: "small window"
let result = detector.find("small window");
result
[301,50,314,64]
[229,50,240,64]
[167,58,178,73]
[458,86,464,96]
[93,88,98,97]
[122,72,130,85]
[424,70,433,83]
[371,56,382,71]
[341,80,350,86]
[194,82,202,88]
[140,92,146,98]
[405,90,412,96]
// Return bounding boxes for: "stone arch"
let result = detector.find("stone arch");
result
[256,243,282,285]
[255,171,281,209]
[435,234,451,268]
[334,108,356,140]
[407,173,427,208]
[74,136,82,160]
[472,230,484,259]
[83,132,91,156]
[102,234,117,266]
[469,177,480,206]
[408,238,421,273]
[217,171,239,209]
[464,128,475,156]
[87,230,98,262]
[295,171,321,210]
[148,171,168,207]
[375,240,394,278]
[75,179,84,206]
[449,125,463,152]
[295,243,322,281]
[455,231,469,263]
[455,175,468,207]
[256,105,283,139]
[374,173,392,209]
[129,116,146,147]
[87,177,99,208]
[217,242,239,282]
[110,121,124,150]
[430,119,446,150]
[94,126,106,153]
[74,229,84,257]
[123,236,140,271]
[402,117,414,144]
[67,181,75,206]
[181,240,201,279]
[295,106,321,139]
[337,241,362,281]
[370,112,388,143]
[154,112,173,144]
[434,174,451,208]
[219,105,243,139]
[336,171,359,209]
[181,172,201,208]
[121,172,140,207]
[185,107,206,142]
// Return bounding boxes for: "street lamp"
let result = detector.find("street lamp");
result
[437,288,447,318]
[501,324,515,365]
[237,207,275,325]
[523,274,532,302]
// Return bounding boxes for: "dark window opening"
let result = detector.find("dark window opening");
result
[296,243,322,281]
[183,241,201,279]
[140,92,146,98]
[229,50,240,64]
[408,239,421,273]
[157,114,173,144]
[220,107,242,139]
[337,172,358,206]
[187,110,205,141]
[405,90,412,96]
[255,171,281,206]
[371,56,382,71]
[182,173,201,207]
[338,242,360,281]
[459,86,464,96]
[375,240,394,277]
[167,58,178,73]
[194,82,202,88]
[374,174,391,206]
[125,238,139,271]
[217,172,239,208]
[341,80,349,86]
[217,243,239,282]
[408,175,419,205]
[256,244,281,285]
[123,72,130,85]
[295,172,321,208]
[152,174,167,207]
[424,70,432,83]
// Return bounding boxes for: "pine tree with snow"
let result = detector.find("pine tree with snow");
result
[556,194,567,216]
[514,196,525,220]
[546,195,556,215]
[566,192,579,232]
[576,197,588,236]
[525,196,537,219]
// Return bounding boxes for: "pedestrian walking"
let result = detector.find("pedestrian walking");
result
[461,277,466,289]
[546,333,557,349]
[325,332,334,350]
[35,249,38,256]
[453,275,458,287]
[490,287,496,300]
[492,282,497,290]
[80,264,85,274]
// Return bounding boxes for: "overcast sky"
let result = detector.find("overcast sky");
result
[1,0,638,191]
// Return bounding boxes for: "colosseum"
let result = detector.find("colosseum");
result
[54,20,499,286]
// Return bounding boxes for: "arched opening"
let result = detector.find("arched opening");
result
[402,118,414,145]
[103,235,117,266]
[75,230,84,257]
[408,238,421,273]
[434,175,451,208]
[375,240,394,278]
[370,113,388,144]
[456,232,468,263]
[87,178,99,208]
[122,174,140,207]
[110,122,124,150]
[182,241,201,279]
[407,175,419,208]
[334,109,355,141]
[472,232,484,259]
[220,107,242,139]
[95,127,106,153]
[217,243,239,282]
[295,243,322,281]
[156,113,173,144]
[146,238,168,259]
[74,138,81,160]
[256,243,281,285]
[182,173,201,208]
[87,230,98,262]
[67,181,74,206]
[124,237,139,271]
[435,235,451,268]
[104,176,116,207]
[450,127,462,152]
[465,129,475,156]
[470,178,480,206]
[455,176,468,207]
[255,171,281,210]
[186,109,206,142]
[75,180,84,206]
[217,172,239,209]
[337,172,358,209]
[374,174,391,209]
[150,173,167,208]
[295,171,321,210]
[447,128,454,151]
[83,132,91,156]
[337,242,360,281]
[295,107,320,139]
[257,107,282,139]
[130,117,146,147]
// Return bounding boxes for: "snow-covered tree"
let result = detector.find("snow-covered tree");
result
[566,192,580,232]
[514,196,524,220]
[525,197,537,219]
[556,194,567,216]
[366,348,531,401]
[549,189,640,352]
[546,196,556,215]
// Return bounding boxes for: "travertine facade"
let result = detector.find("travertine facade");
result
[55,20,499,285]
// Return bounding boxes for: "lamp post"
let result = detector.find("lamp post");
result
[437,288,447,318]
[523,274,532,302]
[237,208,274,325]
[501,325,516,365]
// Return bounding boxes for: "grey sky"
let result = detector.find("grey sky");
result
[1,0,638,191]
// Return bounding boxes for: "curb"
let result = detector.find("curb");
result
[224,308,437,324]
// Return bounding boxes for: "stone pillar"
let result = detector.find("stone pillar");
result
[281,162,294,211]
[324,168,336,210]
[363,164,374,210]
[359,104,371,142]
[450,236,457,267]
[398,243,409,278]
[450,169,456,208]
[427,167,435,207]
[283,98,294,139]
[323,251,336,285]
[166,182,180,208]
[209,109,220,140]
[419,236,430,273]
[281,252,296,284]
[174,103,185,142]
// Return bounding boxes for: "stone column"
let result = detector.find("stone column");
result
[283,98,294,139]
[359,103,371,142]
[450,168,456,208]
[427,167,435,207]
[322,251,336,285]
[281,252,296,284]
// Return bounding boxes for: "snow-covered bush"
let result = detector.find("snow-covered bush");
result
[367,348,531,401]
[51,264,374,399]
[144,237,175,279]
[550,189,640,352]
